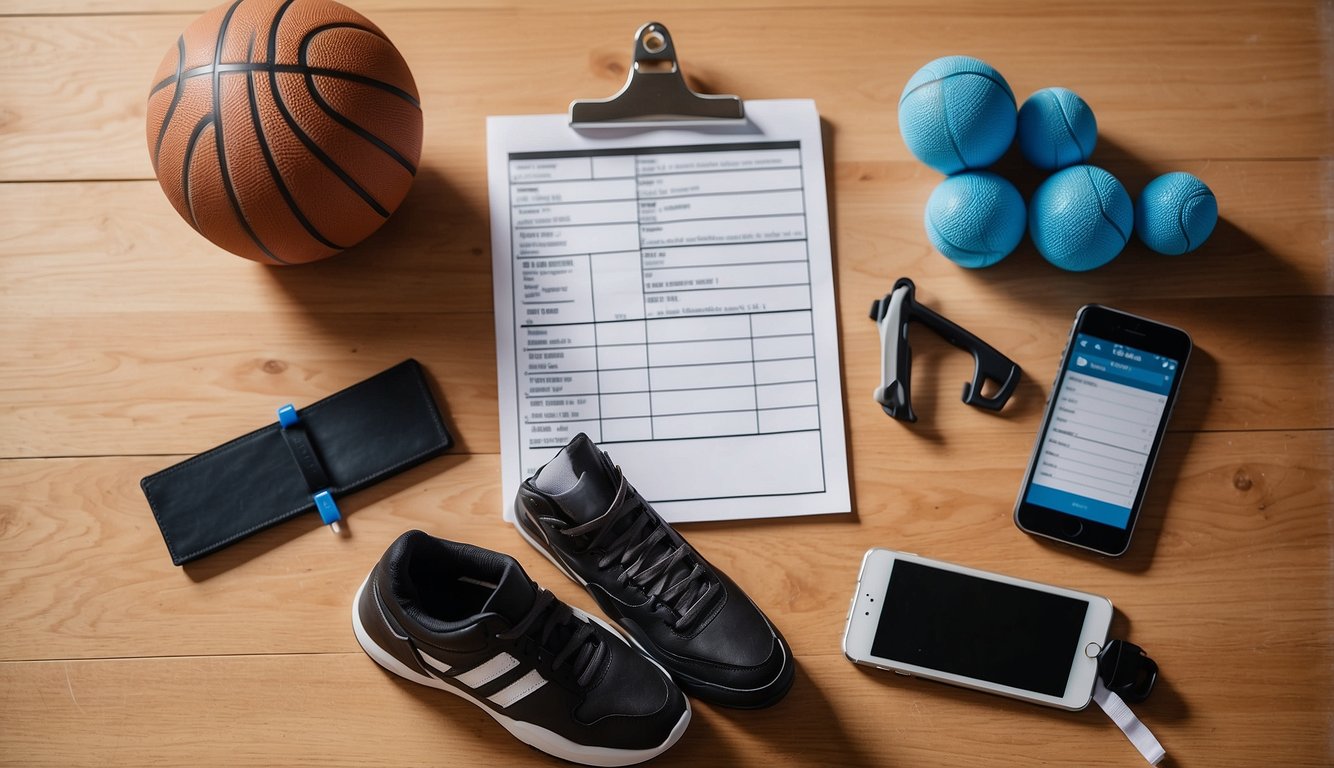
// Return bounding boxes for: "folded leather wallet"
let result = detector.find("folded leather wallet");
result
[141,359,452,565]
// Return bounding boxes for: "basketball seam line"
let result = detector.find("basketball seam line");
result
[299,22,418,175]
[266,0,391,219]
[146,8,417,110]
[181,114,214,231]
[244,36,348,252]
[1084,166,1129,245]
[1176,188,1215,252]
[153,63,422,109]
[899,70,1016,108]
[151,35,186,172]
[214,2,287,265]
[151,73,175,95]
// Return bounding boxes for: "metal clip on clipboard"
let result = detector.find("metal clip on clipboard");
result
[869,277,1021,423]
[570,22,746,128]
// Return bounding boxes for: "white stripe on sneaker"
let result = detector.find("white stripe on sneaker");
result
[488,669,548,708]
[418,651,453,675]
[454,652,521,688]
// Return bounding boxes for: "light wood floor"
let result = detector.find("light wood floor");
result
[1,1,1330,765]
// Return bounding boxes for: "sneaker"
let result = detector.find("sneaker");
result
[353,530,690,766]
[515,434,795,708]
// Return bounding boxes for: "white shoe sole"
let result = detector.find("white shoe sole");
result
[351,577,691,767]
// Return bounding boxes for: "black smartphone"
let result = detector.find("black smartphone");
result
[1014,305,1192,556]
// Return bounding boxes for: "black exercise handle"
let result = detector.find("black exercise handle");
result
[887,277,1021,414]
[907,298,1020,410]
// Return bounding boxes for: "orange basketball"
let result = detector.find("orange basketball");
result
[146,0,422,265]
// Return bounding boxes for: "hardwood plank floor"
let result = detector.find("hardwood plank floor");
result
[1,650,1326,767]
[3,432,1327,661]
[1,5,1329,181]
[0,0,1329,766]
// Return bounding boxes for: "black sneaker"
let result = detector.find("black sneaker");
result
[353,530,690,766]
[515,434,795,709]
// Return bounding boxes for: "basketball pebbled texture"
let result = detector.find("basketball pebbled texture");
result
[924,172,1026,268]
[146,0,423,265]
[1029,165,1133,271]
[1135,172,1218,255]
[1017,87,1097,170]
[899,55,1017,174]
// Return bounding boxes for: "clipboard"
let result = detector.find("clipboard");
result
[486,23,850,525]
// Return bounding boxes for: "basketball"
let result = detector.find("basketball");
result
[1029,165,1133,271]
[146,0,423,265]
[899,56,1017,174]
[924,172,1026,268]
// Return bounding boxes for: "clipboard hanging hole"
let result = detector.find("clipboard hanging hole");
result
[642,29,667,54]
[637,59,675,74]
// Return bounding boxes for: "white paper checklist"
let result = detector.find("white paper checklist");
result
[487,100,849,523]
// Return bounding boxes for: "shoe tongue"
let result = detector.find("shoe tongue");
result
[480,560,537,623]
[550,469,620,524]
[534,434,619,524]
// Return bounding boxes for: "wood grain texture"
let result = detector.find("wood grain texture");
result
[0,169,1330,457]
[0,0,1330,765]
[0,647,1328,768]
[2,433,1328,663]
[1,296,1329,459]
[0,3,1329,181]
[1,160,1328,320]
[0,434,1329,767]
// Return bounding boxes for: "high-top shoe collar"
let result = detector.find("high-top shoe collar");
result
[534,433,619,524]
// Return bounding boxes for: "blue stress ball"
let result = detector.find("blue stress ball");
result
[899,56,1017,174]
[1029,165,1133,271]
[1135,172,1218,255]
[1017,87,1097,170]
[924,172,1026,268]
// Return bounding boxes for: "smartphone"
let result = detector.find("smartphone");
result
[842,549,1113,710]
[1014,305,1192,557]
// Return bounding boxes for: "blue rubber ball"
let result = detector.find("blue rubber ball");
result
[1030,165,1133,271]
[925,172,1026,268]
[899,56,1017,174]
[1017,87,1097,170]
[1135,172,1218,255]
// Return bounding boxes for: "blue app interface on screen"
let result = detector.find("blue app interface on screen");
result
[1025,333,1179,528]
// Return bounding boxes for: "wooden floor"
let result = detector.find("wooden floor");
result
[1,1,1330,765]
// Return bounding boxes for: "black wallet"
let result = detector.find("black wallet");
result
[141,359,452,565]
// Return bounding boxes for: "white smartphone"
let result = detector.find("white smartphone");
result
[842,549,1113,710]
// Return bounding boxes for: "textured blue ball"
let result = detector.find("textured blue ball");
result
[1017,87,1097,170]
[1135,172,1218,255]
[924,172,1026,268]
[899,56,1017,174]
[1030,165,1133,271]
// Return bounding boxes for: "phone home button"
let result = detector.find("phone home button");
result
[1063,519,1084,538]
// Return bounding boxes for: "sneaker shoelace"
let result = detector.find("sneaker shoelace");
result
[561,473,721,631]
[497,588,606,688]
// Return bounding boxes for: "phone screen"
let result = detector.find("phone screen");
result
[1023,333,1182,529]
[870,560,1089,697]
